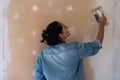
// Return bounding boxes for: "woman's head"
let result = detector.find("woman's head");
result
[41,21,70,46]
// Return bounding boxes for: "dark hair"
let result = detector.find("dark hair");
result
[41,21,64,46]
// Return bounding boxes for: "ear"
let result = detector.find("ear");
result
[59,33,63,39]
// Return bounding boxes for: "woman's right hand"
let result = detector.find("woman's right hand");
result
[98,14,107,26]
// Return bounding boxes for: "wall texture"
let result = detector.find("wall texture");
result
[0,0,118,80]
[0,0,10,80]
[7,0,96,80]
[113,0,120,80]
[88,0,115,80]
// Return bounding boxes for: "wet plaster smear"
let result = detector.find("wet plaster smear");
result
[0,0,120,80]
[0,0,11,80]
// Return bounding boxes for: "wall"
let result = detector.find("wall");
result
[88,0,115,80]
[7,0,96,80]
[0,0,10,80]
[113,0,120,80]
[0,0,117,80]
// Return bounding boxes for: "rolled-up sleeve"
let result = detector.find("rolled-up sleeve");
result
[77,39,102,58]
[34,53,46,80]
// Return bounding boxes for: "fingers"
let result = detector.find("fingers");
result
[98,14,107,25]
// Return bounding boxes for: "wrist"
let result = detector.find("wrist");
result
[100,22,105,27]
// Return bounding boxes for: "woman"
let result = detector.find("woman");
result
[34,14,107,80]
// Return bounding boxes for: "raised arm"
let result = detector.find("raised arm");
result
[96,14,107,43]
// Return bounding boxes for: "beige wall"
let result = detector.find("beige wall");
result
[6,0,103,80]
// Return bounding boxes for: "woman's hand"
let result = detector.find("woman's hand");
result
[98,14,107,26]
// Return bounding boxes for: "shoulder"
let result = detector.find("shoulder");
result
[66,42,79,49]
[37,48,49,56]
[69,42,78,46]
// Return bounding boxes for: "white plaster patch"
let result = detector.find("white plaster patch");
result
[66,5,73,11]
[14,13,20,20]
[32,70,35,76]
[32,50,37,55]
[56,10,62,14]
[32,5,38,11]
[48,0,54,7]
[18,37,25,43]
[31,30,37,36]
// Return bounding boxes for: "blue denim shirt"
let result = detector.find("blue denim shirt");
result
[34,39,102,80]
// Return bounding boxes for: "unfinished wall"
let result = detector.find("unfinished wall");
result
[7,0,96,80]
[0,0,117,80]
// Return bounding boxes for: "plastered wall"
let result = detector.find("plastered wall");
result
[0,0,117,80]
[88,0,115,80]
[113,0,120,80]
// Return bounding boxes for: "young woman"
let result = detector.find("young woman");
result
[34,14,107,80]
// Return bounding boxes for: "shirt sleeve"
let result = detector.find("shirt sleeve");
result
[34,53,46,80]
[77,39,102,59]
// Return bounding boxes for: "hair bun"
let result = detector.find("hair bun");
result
[41,30,48,42]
